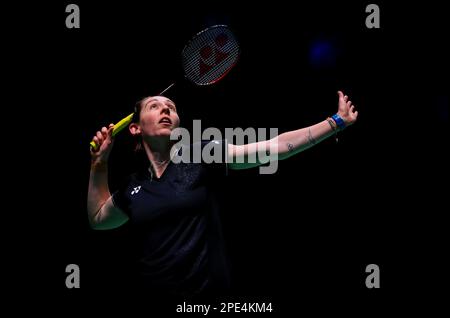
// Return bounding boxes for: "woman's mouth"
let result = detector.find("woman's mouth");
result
[159,117,172,125]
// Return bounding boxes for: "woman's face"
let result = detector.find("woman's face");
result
[138,96,180,138]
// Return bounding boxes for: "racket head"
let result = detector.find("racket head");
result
[182,25,240,86]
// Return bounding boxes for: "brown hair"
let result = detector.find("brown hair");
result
[132,97,147,152]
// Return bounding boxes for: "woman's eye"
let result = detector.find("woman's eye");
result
[151,104,158,109]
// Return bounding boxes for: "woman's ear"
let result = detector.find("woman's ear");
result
[129,123,141,135]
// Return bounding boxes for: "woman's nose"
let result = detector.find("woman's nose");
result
[161,105,170,114]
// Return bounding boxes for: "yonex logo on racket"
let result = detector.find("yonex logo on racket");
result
[199,33,231,76]
[182,25,240,86]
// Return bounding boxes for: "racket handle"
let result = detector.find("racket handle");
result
[89,113,135,150]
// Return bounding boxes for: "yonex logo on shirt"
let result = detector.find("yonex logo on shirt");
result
[131,186,141,195]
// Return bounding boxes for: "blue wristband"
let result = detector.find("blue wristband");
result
[332,114,346,131]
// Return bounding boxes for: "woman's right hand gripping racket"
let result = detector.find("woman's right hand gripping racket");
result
[90,25,240,151]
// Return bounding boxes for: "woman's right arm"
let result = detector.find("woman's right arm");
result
[88,124,129,230]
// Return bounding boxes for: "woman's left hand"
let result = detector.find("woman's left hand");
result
[337,91,358,126]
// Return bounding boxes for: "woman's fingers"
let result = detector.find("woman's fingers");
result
[344,95,348,102]
[101,126,108,138]
[96,131,104,144]
[91,124,116,157]
[107,123,115,138]
[92,124,114,148]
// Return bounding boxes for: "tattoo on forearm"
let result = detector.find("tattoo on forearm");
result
[287,143,294,152]
[308,128,317,145]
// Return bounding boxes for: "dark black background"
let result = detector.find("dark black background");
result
[9,0,448,315]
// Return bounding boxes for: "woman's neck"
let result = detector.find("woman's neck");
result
[143,137,173,178]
